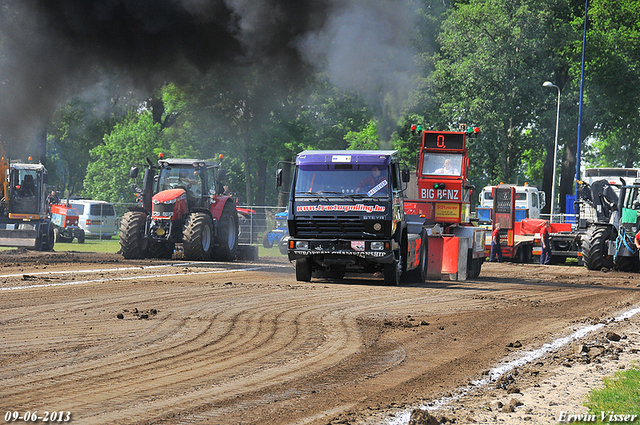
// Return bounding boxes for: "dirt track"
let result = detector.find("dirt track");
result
[1,250,640,424]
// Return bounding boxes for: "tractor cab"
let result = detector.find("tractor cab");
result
[618,184,640,233]
[8,164,48,217]
[153,158,224,210]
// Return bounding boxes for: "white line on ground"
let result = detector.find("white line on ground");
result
[0,261,271,279]
[383,305,640,425]
[0,266,278,291]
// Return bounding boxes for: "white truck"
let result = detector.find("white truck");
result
[476,184,546,224]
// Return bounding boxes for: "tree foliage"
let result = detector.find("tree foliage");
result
[83,111,166,202]
[37,0,640,215]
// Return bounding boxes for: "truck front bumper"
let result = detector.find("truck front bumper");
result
[287,238,396,265]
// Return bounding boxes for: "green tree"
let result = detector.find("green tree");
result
[581,0,640,168]
[345,120,379,150]
[428,0,579,212]
[83,111,166,202]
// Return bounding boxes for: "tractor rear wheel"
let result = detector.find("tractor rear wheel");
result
[582,225,613,270]
[183,212,213,260]
[212,204,239,262]
[119,211,149,259]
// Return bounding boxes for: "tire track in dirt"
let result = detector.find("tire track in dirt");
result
[2,261,637,425]
[2,272,385,424]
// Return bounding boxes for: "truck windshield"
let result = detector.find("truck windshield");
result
[295,164,390,197]
[422,153,463,176]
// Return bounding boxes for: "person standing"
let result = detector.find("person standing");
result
[46,190,60,212]
[634,230,640,264]
[490,222,503,262]
[540,221,552,265]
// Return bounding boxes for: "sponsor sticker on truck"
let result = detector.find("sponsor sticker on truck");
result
[296,204,386,213]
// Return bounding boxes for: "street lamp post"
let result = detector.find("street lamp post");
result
[543,81,561,223]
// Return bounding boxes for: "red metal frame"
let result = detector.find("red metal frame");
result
[406,130,473,225]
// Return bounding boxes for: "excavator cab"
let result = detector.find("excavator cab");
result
[9,166,47,216]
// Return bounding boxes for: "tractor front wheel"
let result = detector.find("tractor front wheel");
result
[582,225,613,270]
[212,204,239,262]
[183,212,213,260]
[119,211,149,259]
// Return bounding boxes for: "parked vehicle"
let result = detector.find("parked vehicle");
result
[476,184,545,224]
[263,211,289,254]
[50,203,85,243]
[69,200,118,239]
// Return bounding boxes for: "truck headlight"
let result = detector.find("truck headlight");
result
[295,241,309,249]
[370,242,385,251]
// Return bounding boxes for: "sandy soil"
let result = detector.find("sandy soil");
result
[1,249,639,425]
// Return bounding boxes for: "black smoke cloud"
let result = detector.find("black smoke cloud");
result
[0,0,416,156]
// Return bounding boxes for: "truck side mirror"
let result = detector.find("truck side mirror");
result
[401,169,410,183]
[276,168,283,187]
[540,192,546,208]
[129,166,139,179]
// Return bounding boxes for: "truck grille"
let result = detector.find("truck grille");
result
[294,216,366,237]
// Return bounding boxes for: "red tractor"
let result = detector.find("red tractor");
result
[120,156,239,261]
[50,203,85,243]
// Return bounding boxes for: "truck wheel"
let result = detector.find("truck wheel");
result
[212,204,239,262]
[77,230,85,244]
[582,225,613,270]
[183,212,213,260]
[149,242,175,259]
[384,250,403,286]
[467,256,483,279]
[403,235,427,283]
[119,211,149,259]
[53,228,60,243]
[295,258,312,282]
[262,232,273,248]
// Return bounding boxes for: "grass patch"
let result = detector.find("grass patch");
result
[53,238,121,254]
[259,245,287,258]
[579,363,640,423]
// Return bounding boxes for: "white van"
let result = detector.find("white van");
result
[69,200,118,239]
